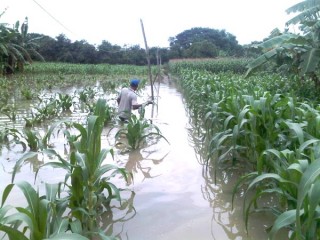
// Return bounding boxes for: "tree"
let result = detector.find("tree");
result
[97,41,123,64]
[169,27,244,59]
[28,33,57,61]
[54,34,73,62]
[71,40,97,64]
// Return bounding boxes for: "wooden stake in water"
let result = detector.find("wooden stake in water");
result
[140,19,155,121]
[140,19,154,102]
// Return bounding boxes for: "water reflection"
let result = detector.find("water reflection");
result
[99,191,137,239]
[114,147,168,185]
[186,115,281,239]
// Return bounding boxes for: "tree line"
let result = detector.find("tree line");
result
[29,28,247,65]
[1,15,250,74]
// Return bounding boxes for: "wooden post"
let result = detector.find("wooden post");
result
[140,19,154,101]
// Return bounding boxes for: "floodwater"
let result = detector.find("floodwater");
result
[0,77,285,240]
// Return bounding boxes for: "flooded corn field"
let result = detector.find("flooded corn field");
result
[0,77,283,240]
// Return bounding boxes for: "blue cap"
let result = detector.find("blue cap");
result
[130,79,140,87]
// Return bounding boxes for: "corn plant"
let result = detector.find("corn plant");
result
[0,181,89,240]
[115,114,169,150]
[0,104,18,122]
[0,127,10,144]
[6,123,58,152]
[33,97,60,122]
[10,116,130,239]
[78,87,97,104]
[56,93,73,111]
[20,87,34,100]
[32,115,129,239]
[91,98,115,125]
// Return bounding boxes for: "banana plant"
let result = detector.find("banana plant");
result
[245,0,320,82]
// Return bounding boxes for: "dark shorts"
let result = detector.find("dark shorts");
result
[119,116,129,122]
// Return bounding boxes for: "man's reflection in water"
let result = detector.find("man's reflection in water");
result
[124,149,167,185]
[98,190,136,238]
[98,149,168,238]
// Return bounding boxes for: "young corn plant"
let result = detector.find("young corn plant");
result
[31,115,130,239]
[0,104,18,122]
[20,86,35,100]
[56,93,73,111]
[0,181,89,240]
[91,98,115,125]
[115,114,169,150]
[78,87,97,104]
[7,123,59,152]
[232,138,320,239]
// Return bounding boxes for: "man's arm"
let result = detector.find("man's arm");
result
[132,100,153,110]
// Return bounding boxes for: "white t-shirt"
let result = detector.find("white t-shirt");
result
[118,87,138,119]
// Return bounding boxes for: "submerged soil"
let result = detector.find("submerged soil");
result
[0,76,283,240]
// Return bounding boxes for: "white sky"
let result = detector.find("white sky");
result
[1,0,300,48]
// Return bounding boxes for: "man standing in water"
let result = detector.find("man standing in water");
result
[117,79,152,122]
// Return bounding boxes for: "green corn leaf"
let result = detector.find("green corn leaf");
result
[288,163,304,175]
[223,115,235,130]
[231,172,258,209]
[95,148,109,170]
[285,121,304,145]
[12,151,38,183]
[73,123,88,153]
[39,199,49,237]
[70,219,83,234]
[247,173,293,191]
[53,218,69,235]
[296,159,320,238]
[95,164,120,180]
[1,184,14,207]
[3,211,34,234]
[101,181,121,202]
[269,209,303,240]
[15,181,39,221]
[0,224,29,240]
[307,180,320,231]
[298,139,320,154]
[45,183,60,202]
[0,205,14,220]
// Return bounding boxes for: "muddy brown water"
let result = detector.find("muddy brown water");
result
[0,78,285,240]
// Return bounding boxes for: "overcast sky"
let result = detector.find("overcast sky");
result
[1,0,300,48]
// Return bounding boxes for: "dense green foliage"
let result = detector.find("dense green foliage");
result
[169,27,244,58]
[170,59,320,240]
[246,0,320,89]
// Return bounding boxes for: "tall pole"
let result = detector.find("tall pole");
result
[140,19,154,101]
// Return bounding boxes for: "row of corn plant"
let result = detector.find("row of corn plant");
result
[170,61,320,239]
[1,99,131,239]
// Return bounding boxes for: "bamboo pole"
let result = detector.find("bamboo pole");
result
[140,19,154,101]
